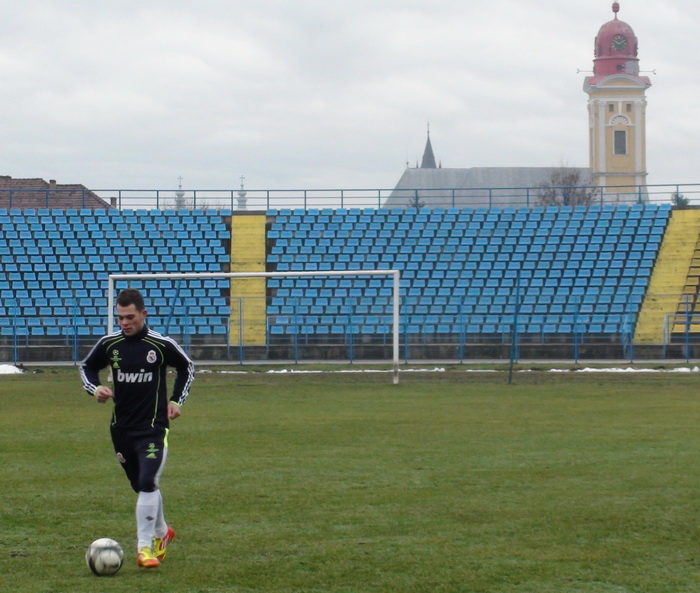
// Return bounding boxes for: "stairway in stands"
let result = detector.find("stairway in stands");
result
[634,209,700,343]
[671,224,700,332]
[229,214,267,345]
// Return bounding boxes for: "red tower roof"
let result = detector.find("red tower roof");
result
[592,2,640,78]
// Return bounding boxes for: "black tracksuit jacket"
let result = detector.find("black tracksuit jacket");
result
[80,325,195,429]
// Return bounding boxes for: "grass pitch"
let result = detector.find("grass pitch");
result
[2,366,700,592]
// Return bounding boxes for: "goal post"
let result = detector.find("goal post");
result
[107,270,402,384]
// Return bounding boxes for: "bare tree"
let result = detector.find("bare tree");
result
[537,168,596,207]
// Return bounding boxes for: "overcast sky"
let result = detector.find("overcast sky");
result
[0,0,698,192]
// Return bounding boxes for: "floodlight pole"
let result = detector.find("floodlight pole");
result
[108,270,401,385]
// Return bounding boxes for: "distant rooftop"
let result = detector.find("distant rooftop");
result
[0,176,111,210]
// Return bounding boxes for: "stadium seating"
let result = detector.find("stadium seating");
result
[265,204,670,341]
[0,202,673,347]
[0,208,231,338]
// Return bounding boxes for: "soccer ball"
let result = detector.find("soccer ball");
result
[85,537,124,576]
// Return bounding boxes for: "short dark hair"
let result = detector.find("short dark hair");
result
[116,288,145,311]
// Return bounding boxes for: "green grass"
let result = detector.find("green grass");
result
[3,367,700,592]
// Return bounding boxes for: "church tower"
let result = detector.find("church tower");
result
[584,2,651,191]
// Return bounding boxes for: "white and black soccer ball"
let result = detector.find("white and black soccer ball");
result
[85,537,124,576]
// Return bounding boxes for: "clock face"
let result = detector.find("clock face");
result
[611,34,627,51]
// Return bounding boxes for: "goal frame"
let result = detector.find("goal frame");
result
[107,270,402,384]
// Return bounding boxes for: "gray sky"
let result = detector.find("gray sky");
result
[1,0,697,191]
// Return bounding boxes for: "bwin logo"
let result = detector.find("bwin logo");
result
[117,369,154,383]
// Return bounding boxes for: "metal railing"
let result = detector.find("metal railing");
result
[0,183,698,212]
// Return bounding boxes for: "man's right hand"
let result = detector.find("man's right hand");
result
[94,386,114,403]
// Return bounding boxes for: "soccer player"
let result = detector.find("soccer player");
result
[80,288,195,569]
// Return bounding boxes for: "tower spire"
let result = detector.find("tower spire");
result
[420,124,437,169]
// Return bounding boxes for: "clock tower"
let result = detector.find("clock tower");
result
[584,2,651,192]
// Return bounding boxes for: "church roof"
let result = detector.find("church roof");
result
[384,166,592,209]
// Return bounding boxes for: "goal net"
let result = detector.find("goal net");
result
[107,270,402,384]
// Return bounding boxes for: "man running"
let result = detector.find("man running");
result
[80,288,195,569]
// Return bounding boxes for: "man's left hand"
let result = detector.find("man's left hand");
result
[168,402,181,420]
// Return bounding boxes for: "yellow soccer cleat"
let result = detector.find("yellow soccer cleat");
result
[154,526,176,561]
[137,546,160,569]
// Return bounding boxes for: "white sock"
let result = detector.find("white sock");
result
[154,489,168,539]
[136,490,160,550]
